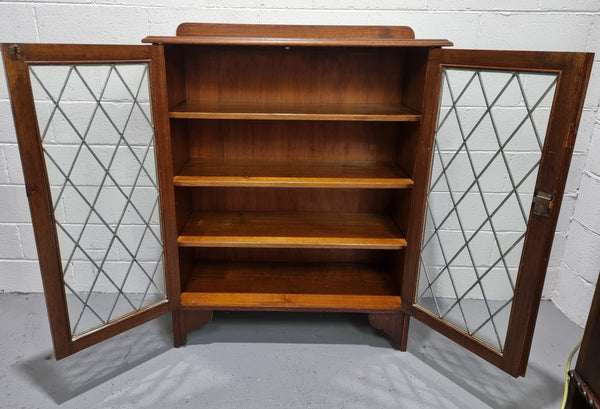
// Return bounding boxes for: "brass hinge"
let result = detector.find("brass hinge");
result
[532,190,553,217]
[7,44,23,60]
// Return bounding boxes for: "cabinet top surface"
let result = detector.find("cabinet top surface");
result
[142,23,453,47]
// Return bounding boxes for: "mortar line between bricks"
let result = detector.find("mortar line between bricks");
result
[584,11,596,51]
[571,218,600,237]
[583,169,600,182]
[0,147,9,183]
[32,5,41,42]
[15,224,28,260]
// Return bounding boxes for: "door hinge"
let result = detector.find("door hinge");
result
[565,122,576,150]
[532,190,553,217]
[7,44,23,60]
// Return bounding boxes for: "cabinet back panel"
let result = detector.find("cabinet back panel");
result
[191,187,393,213]
[188,248,393,265]
[183,46,405,105]
[186,120,399,162]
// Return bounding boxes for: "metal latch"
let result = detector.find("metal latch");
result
[532,190,553,217]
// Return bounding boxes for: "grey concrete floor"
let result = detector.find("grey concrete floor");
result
[0,294,581,409]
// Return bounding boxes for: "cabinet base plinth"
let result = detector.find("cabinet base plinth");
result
[173,309,214,347]
[368,311,409,350]
[172,309,410,349]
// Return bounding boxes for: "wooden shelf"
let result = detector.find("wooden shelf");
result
[178,211,407,249]
[169,101,421,121]
[174,159,414,188]
[181,262,402,310]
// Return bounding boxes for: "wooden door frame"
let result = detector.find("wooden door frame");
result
[1,43,180,359]
[402,49,594,377]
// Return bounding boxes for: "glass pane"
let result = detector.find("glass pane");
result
[417,68,558,352]
[29,63,166,337]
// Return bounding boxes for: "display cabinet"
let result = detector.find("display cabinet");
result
[2,23,593,377]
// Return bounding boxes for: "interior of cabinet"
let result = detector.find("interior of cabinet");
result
[163,42,429,312]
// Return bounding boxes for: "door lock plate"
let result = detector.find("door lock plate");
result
[532,190,553,216]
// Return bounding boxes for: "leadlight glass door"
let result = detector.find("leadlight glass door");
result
[2,44,179,359]
[403,49,593,377]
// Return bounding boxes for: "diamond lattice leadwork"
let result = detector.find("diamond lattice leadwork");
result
[30,63,166,337]
[417,68,558,352]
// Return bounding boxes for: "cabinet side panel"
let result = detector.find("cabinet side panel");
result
[165,45,186,110]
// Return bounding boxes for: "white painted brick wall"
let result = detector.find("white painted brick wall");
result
[0,1,598,326]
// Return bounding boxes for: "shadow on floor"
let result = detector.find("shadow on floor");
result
[14,309,567,408]
[405,316,564,409]
[186,311,394,348]
[14,314,173,405]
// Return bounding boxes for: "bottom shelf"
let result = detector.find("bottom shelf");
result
[181,262,402,311]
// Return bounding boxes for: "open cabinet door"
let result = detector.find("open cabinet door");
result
[2,44,179,359]
[403,49,593,377]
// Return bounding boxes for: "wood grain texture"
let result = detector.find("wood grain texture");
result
[178,211,407,249]
[174,159,413,188]
[149,44,182,310]
[181,46,405,106]
[188,247,392,265]
[191,187,394,215]
[1,43,174,359]
[191,187,395,214]
[402,49,594,377]
[180,261,402,310]
[169,101,421,121]
[184,120,401,163]
[2,43,73,359]
[175,23,416,39]
[144,23,452,47]
[144,37,453,48]
[164,45,186,110]
[172,309,213,347]
[368,311,409,350]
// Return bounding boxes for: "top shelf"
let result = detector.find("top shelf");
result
[143,23,453,48]
[144,36,453,48]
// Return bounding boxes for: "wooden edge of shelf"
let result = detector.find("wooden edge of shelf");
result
[167,102,422,121]
[178,211,407,250]
[142,36,453,48]
[180,292,402,310]
[172,160,414,189]
[168,111,421,121]
[173,177,414,189]
[177,236,407,250]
